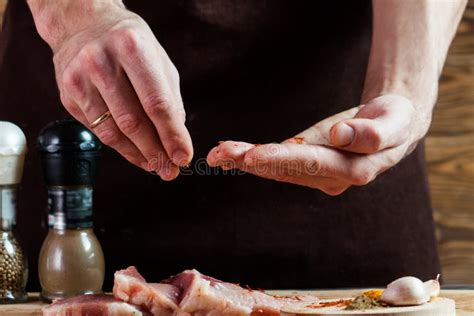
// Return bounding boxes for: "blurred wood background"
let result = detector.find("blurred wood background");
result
[0,1,473,285]
[427,0,474,285]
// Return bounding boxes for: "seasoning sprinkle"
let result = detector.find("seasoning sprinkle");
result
[306,299,353,309]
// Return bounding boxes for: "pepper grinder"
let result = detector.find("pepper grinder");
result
[37,119,105,302]
[0,121,28,303]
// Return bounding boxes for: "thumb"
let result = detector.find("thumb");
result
[329,95,414,154]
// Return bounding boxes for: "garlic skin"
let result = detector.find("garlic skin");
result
[380,276,430,306]
[424,274,441,298]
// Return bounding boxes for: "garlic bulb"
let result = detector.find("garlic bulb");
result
[423,274,441,298]
[380,276,430,306]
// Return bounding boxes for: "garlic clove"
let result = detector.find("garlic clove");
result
[380,276,430,306]
[424,274,441,298]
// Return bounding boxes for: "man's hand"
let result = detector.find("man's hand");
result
[208,0,467,195]
[207,95,422,195]
[28,0,193,180]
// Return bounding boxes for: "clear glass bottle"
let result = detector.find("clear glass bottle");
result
[0,122,28,303]
[37,120,105,302]
[38,187,104,301]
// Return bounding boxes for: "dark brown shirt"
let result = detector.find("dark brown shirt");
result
[0,0,440,291]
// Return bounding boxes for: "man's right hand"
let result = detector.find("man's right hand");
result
[28,0,193,180]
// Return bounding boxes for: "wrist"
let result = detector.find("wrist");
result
[362,61,439,107]
[27,0,125,52]
[361,68,437,143]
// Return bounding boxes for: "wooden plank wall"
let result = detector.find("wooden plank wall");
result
[427,0,474,285]
[0,1,473,285]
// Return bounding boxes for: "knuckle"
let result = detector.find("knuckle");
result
[349,165,376,185]
[114,28,140,55]
[115,113,142,135]
[96,127,121,147]
[363,125,383,152]
[80,45,107,78]
[62,67,83,95]
[142,93,172,115]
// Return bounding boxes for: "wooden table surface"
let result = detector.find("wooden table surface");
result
[0,289,472,315]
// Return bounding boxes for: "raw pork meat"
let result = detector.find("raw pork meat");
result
[42,294,149,316]
[113,266,180,316]
[114,267,317,316]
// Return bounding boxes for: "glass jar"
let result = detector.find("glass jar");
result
[0,230,28,303]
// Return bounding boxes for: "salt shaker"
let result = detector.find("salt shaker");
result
[0,121,28,303]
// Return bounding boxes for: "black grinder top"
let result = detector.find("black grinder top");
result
[37,119,102,186]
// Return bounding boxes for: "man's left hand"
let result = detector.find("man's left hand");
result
[207,94,426,195]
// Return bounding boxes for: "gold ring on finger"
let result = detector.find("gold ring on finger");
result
[90,110,112,129]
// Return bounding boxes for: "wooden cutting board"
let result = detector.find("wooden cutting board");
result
[0,290,471,315]
[281,297,455,316]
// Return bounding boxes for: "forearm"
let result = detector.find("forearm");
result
[27,0,125,51]
[363,0,466,135]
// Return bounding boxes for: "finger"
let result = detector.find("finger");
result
[207,141,255,169]
[242,143,355,178]
[330,95,414,154]
[61,53,151,171]
[81,46,179,180]
[208,142,351,194]
[283,106,360,145]
[244,143,387,186]
[115,32,193,165]
[62,89,149,171]
[242,164,350,196]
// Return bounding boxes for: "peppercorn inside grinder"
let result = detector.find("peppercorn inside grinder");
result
[37,119,105,302]
[0,121,28,303]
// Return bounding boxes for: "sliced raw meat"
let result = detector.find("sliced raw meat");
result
[115,267,318,316]
[113,266,180,316]
[166,269,284,315]
[42,294,148,316]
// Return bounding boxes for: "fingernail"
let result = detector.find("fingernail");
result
[333,123,354,147]
[172,150,190,166]
[148,158,159,171]
[155,165,166,180]
[158,163,178,181]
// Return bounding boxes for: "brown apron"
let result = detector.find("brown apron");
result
[0,0,440,290]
